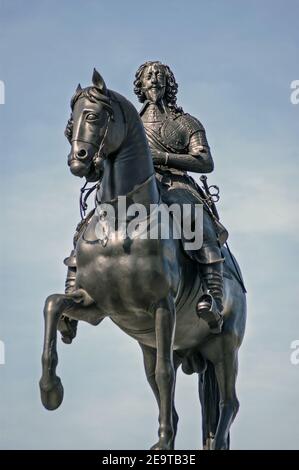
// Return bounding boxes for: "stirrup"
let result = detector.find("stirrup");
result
[196,293,223,334]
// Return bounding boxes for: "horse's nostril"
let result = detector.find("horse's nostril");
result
[77,149,88,159]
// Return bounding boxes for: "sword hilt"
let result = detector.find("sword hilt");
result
[200,175,220,219]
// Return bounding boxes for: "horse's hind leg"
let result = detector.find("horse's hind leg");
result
[212,350,240,450]
[139,343,181,449]
[150,296,176,450]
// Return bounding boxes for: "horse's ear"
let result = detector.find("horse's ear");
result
[92,68,107,95]
[76,83,82,92]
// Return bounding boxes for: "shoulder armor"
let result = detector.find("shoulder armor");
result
[180,113,205,135]
[160,112,206,152]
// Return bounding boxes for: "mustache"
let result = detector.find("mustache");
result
[149,84,166,89]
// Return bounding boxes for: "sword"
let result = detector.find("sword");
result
[200,175,220,220]
[200,175,247,293]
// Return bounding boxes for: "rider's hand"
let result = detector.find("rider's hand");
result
[151,150,167,165]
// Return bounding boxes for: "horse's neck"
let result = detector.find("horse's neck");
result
[100,97,159,204]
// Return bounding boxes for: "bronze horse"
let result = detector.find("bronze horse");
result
[39,69,246,450]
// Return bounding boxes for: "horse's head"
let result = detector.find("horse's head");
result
[66,69,121,179]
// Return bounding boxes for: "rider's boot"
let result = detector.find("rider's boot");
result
[58,250,78,344]
[196,260,224,334]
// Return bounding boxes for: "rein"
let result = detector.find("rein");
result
[79,182,98,219]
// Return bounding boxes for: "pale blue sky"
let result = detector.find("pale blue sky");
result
[0,0,298,449]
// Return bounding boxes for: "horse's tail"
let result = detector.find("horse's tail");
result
[198,360,220,449]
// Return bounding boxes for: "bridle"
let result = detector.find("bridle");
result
[92,111,112,167]
[79,106,113,220]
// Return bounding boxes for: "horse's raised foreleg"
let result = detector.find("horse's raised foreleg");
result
[39,293,80,410]
[139,343,180,449]
[39,289,95,410]
[150,296,176,450]
[212,350,240,450]
[39,294,70,410]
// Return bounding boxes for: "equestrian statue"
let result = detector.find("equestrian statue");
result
[40,62,247,450]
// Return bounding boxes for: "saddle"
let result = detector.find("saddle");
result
[156,171,228,246]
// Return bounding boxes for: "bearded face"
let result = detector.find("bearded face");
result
[141,64,166,104]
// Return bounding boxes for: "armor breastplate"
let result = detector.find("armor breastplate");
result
[142,105,190,152]
[142,103,165,134]
[141,103,207,155]
[159,114,198,152]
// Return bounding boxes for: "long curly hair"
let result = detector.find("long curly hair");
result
[133,61,183,114]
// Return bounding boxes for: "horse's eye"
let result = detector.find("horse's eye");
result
[86,113,98,121]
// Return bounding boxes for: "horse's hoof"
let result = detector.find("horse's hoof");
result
[211,439,228,450]
[61,335,72,344]
[58,317,78,345]
[150,442,159,450]
[150,439,174,450]
[39,376,64,410]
